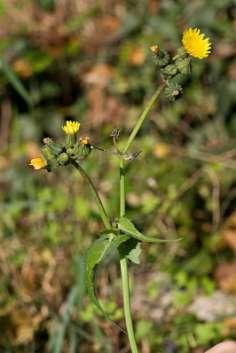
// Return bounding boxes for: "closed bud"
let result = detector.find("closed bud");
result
[161,64,178,77]
[173,47,187,61]
[155,50,170,67]
[57,152,69,165]
[66,147,75,156]
[77,144,92,161]
[164,83,183,101]
[43,137,63,155]
[175,57,191,75]
[42,145,55,162]
[171,73,187,85]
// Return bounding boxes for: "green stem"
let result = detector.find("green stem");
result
[73,162,111,229]
[119,84,165,353]
[120,258,139,353]
[120,157,139,353]
[123,84,164,154]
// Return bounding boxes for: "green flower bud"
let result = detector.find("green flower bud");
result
[46,160,59,172]
[171,73,187,85]
[42,145,55,162]
[173,47,187,61]
[43,137,63,155]
[66,147,75,156]
[161,64,178,77]
[76,144,92,161]
[164,83,183,101]
[175,57,191,75]
[155,50,170,67]
[57,152,69,166]
[41,145,60,171]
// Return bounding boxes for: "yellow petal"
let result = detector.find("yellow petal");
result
[29,157,47,170]
[62,120,80,135]
[182,27,211,59]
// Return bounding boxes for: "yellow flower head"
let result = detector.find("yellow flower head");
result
[80,136,90,145]
[29,157,47,170]
[62,120,80,135]
[182,28,211,59]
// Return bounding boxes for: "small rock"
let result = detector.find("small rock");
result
[189,291,236,322]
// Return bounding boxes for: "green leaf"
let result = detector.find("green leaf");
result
[117,217,168,243]
[85,233,130,313]
[110,233,130,248]
[127,242,141,264]
[0,58,32,106]
[118,238,142,264]
[85,235,112,313]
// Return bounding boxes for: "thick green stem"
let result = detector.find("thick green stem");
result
[73,162,111,229]
[119,84,165,353]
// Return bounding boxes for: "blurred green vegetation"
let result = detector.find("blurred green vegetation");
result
[0,0,236,352]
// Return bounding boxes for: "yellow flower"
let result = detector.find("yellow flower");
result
[182,28,211,59]
[150,45,160,55]
[80,136,90,145]
[62,120,80,135]
[29,157,47,170]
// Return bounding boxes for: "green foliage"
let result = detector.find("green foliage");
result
[194,323,223,346]
[84,233,130,313]
[85,235,113,314]
[118,238,141,264]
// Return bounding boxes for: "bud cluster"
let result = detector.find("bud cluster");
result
[151,46,191,101]
[41,135,92,172]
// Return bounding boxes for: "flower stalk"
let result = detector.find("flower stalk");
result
[72,161,111,230]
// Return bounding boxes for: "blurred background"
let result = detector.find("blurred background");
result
[0,0,236,352]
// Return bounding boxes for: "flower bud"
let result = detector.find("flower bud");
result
[42,145,55,162]
[161,64,178,77]
[66,147,74,155]
[175,57,191,75]
[43,137,63,155]
[155,50,170,67]
[164,83,183,101]
[57,152,69,165]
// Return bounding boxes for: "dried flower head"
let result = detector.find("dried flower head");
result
[182,28,211,59]
[62,120,80,135]
[80,136,90,145]
[29,157,47,170]
[150,45,160,55]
